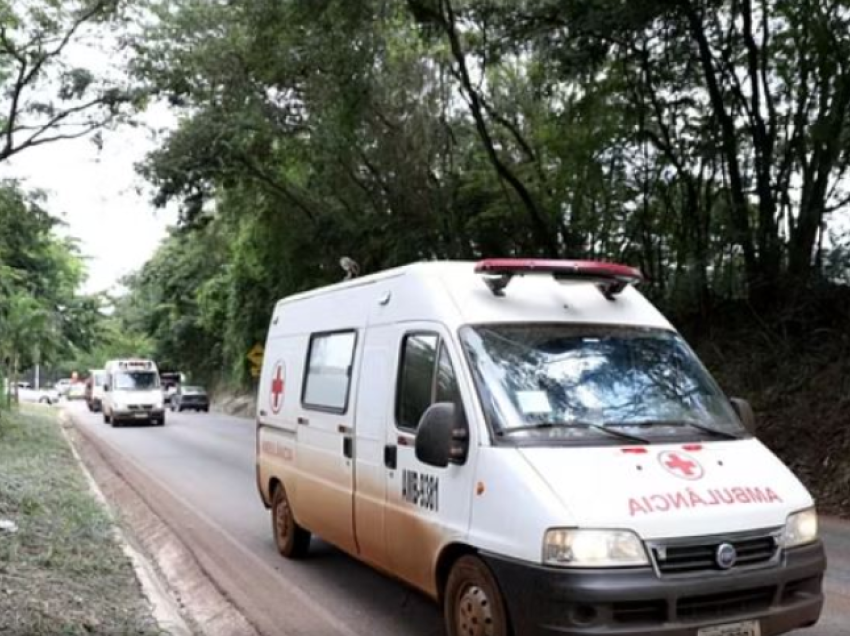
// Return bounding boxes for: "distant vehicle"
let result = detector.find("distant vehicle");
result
[171,385,210,412]
[67,381,86,400]
[85,369,107,412]
[103,359,166,427]
[55,378,72,396]
[160,371,184,405]
[18,386,60,405]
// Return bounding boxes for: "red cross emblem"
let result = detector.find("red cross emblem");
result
[658,451,704,480]
[270,362,285,414]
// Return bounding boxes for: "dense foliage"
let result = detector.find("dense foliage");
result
[116,0,850,388]
[0,182,96,391]
[0,0,145,395]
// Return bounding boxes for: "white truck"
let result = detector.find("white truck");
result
[255,259,825,636]
[102,359,166,427]
[86,369,107,412]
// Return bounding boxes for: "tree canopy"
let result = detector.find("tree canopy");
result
[115,0,850,387]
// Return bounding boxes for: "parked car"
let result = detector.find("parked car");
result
[171,385,209,412]
[18,385,60,405]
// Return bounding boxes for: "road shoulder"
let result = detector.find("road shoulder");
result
[63,409,260,636]
[0,407,159,635]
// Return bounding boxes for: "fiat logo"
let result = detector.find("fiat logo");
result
[716,543,738,570]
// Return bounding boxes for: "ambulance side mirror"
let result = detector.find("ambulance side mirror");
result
[415,403,469,468]
[730,397,756,435]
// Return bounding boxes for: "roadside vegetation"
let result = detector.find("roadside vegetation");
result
[115,0,850,385]
[0,407,158,635]
[0,0,149,393]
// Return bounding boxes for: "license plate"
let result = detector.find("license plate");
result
[134,412,149,419]
[698,621,760,636]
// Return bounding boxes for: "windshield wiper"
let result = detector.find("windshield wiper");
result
[605,419,740,440]
[498,421,650,445]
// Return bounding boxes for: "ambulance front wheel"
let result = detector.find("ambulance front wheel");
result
[445,555,510,636]
[271,483,311,559]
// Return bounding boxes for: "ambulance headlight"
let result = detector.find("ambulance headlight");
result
[543,529,649,567]
[783,508,818,548]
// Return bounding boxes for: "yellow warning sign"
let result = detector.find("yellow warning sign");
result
[247,344,264,378]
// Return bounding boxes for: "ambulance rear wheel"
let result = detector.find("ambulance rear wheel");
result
[271,484,310,559]
[445,555,510,636]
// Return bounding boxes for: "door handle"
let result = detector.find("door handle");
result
[384,445,397,469]
[297,416,309,426]
[343,436,353,459]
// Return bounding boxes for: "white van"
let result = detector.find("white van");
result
[255,260,825,636]
[102,359,165,427]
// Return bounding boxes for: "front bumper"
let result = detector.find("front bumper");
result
[179,399,209,409]
[484,542,825,636]
[114,408,165,421]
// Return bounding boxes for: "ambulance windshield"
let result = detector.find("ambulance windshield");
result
[460,325,746,444]
[114,371,160,391]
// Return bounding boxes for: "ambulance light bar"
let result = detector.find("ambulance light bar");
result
[474,259,644,299]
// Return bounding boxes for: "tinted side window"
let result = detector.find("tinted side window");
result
[397,335,462,431]
[303,331,357,412]
[438,345,461,406]
[397,334,439,430]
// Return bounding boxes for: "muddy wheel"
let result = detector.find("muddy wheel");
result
[445,556,510,636]
[271,484,310,559]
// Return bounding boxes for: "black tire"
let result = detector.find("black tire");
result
[103,410,110,424]
[444,556,510,636]
[271,484,311,559]
[203,407,209,413]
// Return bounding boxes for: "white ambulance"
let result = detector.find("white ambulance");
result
[255,260,825,636]
[102,359,166,427]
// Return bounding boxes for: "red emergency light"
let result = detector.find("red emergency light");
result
[474,259,644,299]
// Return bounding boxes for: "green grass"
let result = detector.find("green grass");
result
[0,408,160,635]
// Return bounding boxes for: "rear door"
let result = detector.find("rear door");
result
[292,330,360,553]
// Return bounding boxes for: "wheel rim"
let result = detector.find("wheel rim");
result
[274,495,291,546]
[456,584,495,636]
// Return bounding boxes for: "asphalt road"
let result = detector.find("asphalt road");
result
[66,402,849,636]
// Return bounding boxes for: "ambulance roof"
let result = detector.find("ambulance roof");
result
[272,261,673,334]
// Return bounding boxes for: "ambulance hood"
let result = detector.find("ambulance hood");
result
[518,439,813,540]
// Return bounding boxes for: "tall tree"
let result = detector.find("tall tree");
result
[0,0,137,162]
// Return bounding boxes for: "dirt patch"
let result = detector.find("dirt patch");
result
[681,283,850,517]
[212,392,257,419]
[0,408,158,636]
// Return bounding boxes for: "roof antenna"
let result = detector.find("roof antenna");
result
[340,257,360,280]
